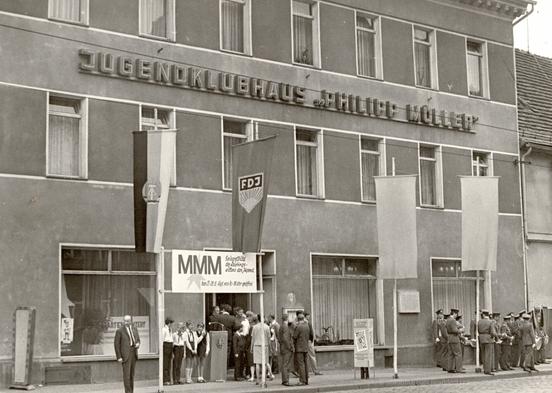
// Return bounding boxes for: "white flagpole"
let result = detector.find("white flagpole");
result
[157,248,165,393]
[258,254,267,388]
[391,157,398,379]
[475,271,481,372]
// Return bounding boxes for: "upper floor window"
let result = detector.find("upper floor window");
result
[140,0,175,41]
[356,12,381,79]
[472,151,491,177]
[292,0,320,67]
[419,145,442,207]
[49,0,89,24]
[220,0,251,55]
[413,27,437,89]
[295,128,324,197]
[223,119,254,190]
[47,95,87,178]
[467,40,488,98]
[360,138,384,202]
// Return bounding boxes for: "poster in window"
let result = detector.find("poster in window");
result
[353,318,374,368]
[60,318,74,344]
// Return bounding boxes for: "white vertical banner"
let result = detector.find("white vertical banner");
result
[461,176,499,271]
[374,175,418,279]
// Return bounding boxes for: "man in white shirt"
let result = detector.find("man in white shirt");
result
[172,322,186,384]
[162,317,174,385]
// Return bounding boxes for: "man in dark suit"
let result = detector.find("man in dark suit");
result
[478,309,497,375]
[292,311,310,386]
[218,304,237,367]
[520,313,538,372]
[114,315,140,393]
[279,314,294,387]
[446,308,464,373]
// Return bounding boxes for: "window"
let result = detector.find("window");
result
[292,0,320,67]
[140,106,176,186]
[312,256,378,345]
[140,0,175,40]
[472,151,491,177]
[49,0,89,24]
[220,0,251,54]
[222,119,254,189]
[360,138,383,202]
[47,95,87,178]
[413,27,437,89]
[356,12,381,79]
[467,40,488,98]
[419,145,442,207]
[295,128,323,197]
[432,259,483,338]
[60,248,157,357]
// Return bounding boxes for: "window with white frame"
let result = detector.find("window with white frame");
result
[49,0,89,24]
[467,40,488,98]
[472,151,491,177]
[296,128,323,197]
[413,27,437,89]
[419,145,442,206]
[140,0,175,40]
[48,95,87,178]
[356,12,381,79]
[360,138,383,202]
[60,248,158,357]
[312,256,378,345]
[432,259,483,338]
[220,0,251,54]
[292,0,320,67]
[223,119,254,189]
[140,106,176,186]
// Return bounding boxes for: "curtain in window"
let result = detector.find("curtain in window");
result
[357,30,375,77]
[361,153,378,200]
[51,0,81,22]
[49,115,80,177]
[433,279,482,337]
[224,135,243,188]
[313,277,372,342]
[467,53,482,96]
[141,0,166,37]
[293,15,313,64]
[221,0,244,52]
[415,43,431,87]
[420,159,435,205]
[296,144,317,195]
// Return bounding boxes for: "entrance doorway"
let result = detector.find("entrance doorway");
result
[205,293,250,319]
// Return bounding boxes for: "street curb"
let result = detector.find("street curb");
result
[244,369,552,393]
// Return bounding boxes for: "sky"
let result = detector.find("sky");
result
[514,0,552,58]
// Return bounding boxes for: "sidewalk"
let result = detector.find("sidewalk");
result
[3,364,552,393]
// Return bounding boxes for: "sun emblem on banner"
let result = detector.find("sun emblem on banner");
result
[238,173,264,214]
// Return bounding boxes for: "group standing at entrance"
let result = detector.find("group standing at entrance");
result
[432,307,548,376]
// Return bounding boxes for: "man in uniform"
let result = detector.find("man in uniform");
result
[439,313,449,371]
[508,313,520,368]
[499,314,514,371]
[446,308,464,373]
[520,313,538,372]
[491,312,501,372]
[517,310,527,367]
[431,309,444,368]
[478,309,497,375]
[533,306,548,365]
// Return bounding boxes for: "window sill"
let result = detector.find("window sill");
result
[419,204,444,210]
[361,200,376,205]
[415,84,438,91]
[220,48,252,57]
[467,94,491,101]
[296,194,324,201]
[46,174,88,181]
[48,17,89,27]
[61,353,158,362]
[356,73,383,82]
[138,33,175,43]
[291,61,321,70]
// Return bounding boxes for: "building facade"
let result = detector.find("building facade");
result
[0,0,530,386]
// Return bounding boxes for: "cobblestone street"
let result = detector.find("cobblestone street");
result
[346,374,552,393]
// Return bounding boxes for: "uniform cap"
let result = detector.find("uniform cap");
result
[522,313,531,319]
[481,309,490,316]
[503,314,511,319]
[443,314,450,318]
[492,312,500,317]
[450,308,459,314]
[435,309,443,315]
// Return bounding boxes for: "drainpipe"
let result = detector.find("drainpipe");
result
[513,1,535,26]
[519,144,532,310]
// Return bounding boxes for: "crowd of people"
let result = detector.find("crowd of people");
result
[161,304,323,387]
[432,306,549,376]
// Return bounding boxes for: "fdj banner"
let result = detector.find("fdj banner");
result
[171,250,257,293]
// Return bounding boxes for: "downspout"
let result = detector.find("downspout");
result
[519,144,533,310]
[513,2,535,26]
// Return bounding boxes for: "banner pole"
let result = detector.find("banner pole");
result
[391,157,398,379]
[258,254,267,388]
[157,249,165,393]
[475,271,481,373]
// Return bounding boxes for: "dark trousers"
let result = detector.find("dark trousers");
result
[234,350,246,380]
[173,346,184,383]
[522,345,535,369]
[499,344,511,370]
[493,343,501,370]
[440,341,449,369]
[295,352,309,384]
[163,342,173,383]
[280,351,293,384]
[448,342,462,372]
[481,343,493,374]
[122,347,137,393]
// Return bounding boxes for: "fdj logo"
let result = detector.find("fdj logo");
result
[238,173,264,213]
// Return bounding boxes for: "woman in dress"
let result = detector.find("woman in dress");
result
[195,322,210,383]
[184,321,197,384]
[250,315,273,384]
